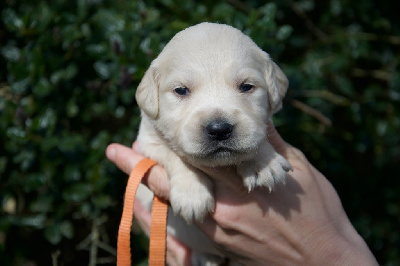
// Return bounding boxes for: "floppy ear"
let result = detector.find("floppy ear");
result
[135,66,159,119]
[264,58,289,114]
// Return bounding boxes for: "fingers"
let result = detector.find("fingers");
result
[106,143,170,199]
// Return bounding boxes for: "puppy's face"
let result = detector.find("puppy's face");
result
[136,23,288,166]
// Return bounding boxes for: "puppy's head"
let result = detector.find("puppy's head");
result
[136,23,288,166]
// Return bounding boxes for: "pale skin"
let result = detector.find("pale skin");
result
[106,122,378,265]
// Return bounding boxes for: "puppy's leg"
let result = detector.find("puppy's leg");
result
[137,119,214,223]
[237,141,292,192]
[167,157,214,223]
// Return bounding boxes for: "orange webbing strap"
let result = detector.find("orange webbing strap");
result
[149,196,168,265]
[117,158,168,266]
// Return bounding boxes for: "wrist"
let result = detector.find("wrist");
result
[304,222,378,265]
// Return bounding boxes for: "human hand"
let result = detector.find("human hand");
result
[191,122,378,265]
[106,122,378,265]
[106,142,192,266]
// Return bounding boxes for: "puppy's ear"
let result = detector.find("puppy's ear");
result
[135,66,159,118]
[264,57,289,114]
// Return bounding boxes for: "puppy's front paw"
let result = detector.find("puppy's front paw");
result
[170,172,214,223]
[238,151,292,192]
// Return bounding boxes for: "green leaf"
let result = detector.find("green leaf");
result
[39,108,57,131]
[92,195,112,209]
[260,3,277,21]
[90,131,110,150]
[1,45,21,62]
[63,184,93,202]
[61,24,82,48]
[34,2,53,32]
[92,10,125,34]
[18,214,46,229]
[11,78,30,94]
[66,99,79,117]
[44,224,62,245]
[33,77,53,97]
[30,196,53,213]
[13,150,35,172]
[22,173,47,192]
[86,44,108,57]
[276,25,293,40]
[77,0,88,19]
[59,221,74,239]
[94,61,112,79]
[50,64,78,84]
[58,133,85,153]
[6,127,26,141]
[64,167,82,182]
[1,8,24,31]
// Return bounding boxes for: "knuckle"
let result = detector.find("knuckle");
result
[147,165,170,199]
[212,205,238,230]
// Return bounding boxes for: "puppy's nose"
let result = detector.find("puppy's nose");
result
[206,120,233,141]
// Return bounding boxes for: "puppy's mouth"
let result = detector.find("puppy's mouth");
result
[207,146,237,156]
[188,143,255,166]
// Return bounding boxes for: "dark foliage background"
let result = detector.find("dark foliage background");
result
[1,0,399,265]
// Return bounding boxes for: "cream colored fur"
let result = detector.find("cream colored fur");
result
[135,22,291,265]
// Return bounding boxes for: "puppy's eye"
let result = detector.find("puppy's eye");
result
[174,87,190,96]
[239,83,254,93]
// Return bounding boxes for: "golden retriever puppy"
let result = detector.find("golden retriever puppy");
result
[135,22,291,264]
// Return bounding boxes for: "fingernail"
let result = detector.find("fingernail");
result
[106,146,116,161]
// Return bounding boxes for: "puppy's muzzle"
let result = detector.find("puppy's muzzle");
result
[205,120,234,141]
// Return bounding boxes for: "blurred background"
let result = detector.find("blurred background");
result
[1,0,399,265]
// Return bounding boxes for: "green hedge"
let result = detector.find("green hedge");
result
[1,0,399,264]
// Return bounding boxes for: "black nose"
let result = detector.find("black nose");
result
[206,120,234,141]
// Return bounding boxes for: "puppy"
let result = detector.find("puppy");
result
[135,22,291,265]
